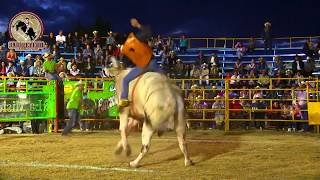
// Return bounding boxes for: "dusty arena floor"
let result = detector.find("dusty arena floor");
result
[0,130,320,180]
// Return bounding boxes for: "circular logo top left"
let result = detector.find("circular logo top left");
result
[9,11,44,42]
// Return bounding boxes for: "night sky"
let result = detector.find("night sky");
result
[0,0,319,37]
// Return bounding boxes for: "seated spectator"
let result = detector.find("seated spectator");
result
[179,35,188,53]
[46,32,56,49]
[92,31,101,48]
[175,59,185,78]
[81,33,91,48]
[105,31,115,47]
[235,42,247,59]
[247,59,257,74]
[83,44,93,60]
[65,33,73,52]
[230,71,241,88]
[67,58,76,72]
[52,44,60,61]
[209,53,219,68]
[16,59,29,77]
[273,71,285,88]
[209,64,220,79]
[258,69,270,88]
[72,32,81,50]
[167,51,178,69]
[293,71,304,87]
[0,46,7,62]
[6,72,16,91]
[190,65,201,79]
[56,30,66,47]
[6,49,17,63]
[257,57,268,74]
[94,44,104,65]
[83,56,94,77]
[69,64,80,78]
[273,56,285,76]
[197,51,207,65]
[234,59,244,75]
[248,70,257,88]
[33,59,44,77]
[292,55,304,75]
[229,99,242,119]
[199,63,209,86]
[0,61,7,76]
[159,45,170,65]
[56,57,67,74]
[41,43,51,54]
[6,61,16,74]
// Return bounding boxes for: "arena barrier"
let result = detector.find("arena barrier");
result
[1,76,320,133]
[0,77,56,121]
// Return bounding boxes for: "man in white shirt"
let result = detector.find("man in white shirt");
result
[56,30,66,46]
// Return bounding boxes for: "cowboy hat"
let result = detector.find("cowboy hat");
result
[25,54,32,58]
[264,22,271,27]
[42,52,52,59]
[93,30,98,34]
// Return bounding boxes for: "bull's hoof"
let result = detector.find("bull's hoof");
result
[185,160,194,166]
[124,145,132,156]
[129,161,139,168]
[114,146,123,155]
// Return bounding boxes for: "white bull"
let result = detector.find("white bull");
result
[109,60,193,168]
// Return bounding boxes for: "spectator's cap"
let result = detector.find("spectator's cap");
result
[59,57,65,61]
[255,86,261,89]
[25,54,32,58]
[307,56,311,60]
[212,85,216,89]
[264,22,271,27]
[42,52,52,59]
[20,59,25,63]
[75,80,84,87]
[177,59,182,62]
[196,95,202,100]
[215,95,222,99]
[93,30,98,35]
[300,81,307,87]
[108,31,113,35]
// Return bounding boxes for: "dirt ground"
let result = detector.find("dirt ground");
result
[0,130,320,180]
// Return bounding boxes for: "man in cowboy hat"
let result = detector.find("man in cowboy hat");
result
[43,52,60,80]
[62,80,84,135]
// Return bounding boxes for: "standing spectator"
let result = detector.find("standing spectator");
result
[94,44,104,65]
[262,21,272,54]
[46,32,56,49]
[179,35,188,53]
[6,49,17,64]
[105,44,114,66]
[0,61,7,76]
[52,44,60,61]
[292,55,304,75]
[281,101,294,131]
[56,30,66,47]
[62,81,84,135]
